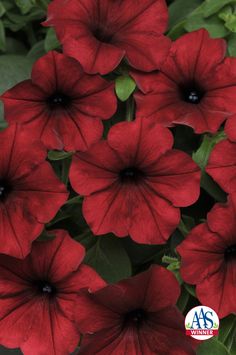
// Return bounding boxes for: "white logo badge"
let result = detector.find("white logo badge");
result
[185,306,219,340]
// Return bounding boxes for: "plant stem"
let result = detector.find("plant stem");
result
[126,96,135,122]
[61,157,71,186]
[178,219,189,237]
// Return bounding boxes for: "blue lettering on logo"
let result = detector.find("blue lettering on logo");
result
[190,308,214,329]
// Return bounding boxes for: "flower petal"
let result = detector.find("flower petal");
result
[108,118,174,167]
[206,139,236,193]
[146,150,200,207]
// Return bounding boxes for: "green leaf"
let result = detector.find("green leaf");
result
[168,0,202,28]
[0,55,33,124]
[219,5,236,32]
[224,15,236,33]
[115,75,136,102]
[0,345,22,354]
[44,28,60,52]
[46,212,71,228]
[4,8,44,32]
[27,40,46,60]
[65,196,83,205]
[192,132,227,202]
[167,261,181,272]
[162,255,179,264]
[15,0,34,14]
[1,1,14,12]
[177,218,190,237]
[167,20,187,40]
[48,150,74,161]
[219,5,233,22]
[177,286,190,312]
[122,237,165,265]
[185,14,229,38]
[182,215,195,231]
[85,236,132,283]
[184,283,196,297]
[197,338,230,355]
[5,37,27,54]
[193,132,226,170]
[228,33,236,56]
[61,157,71,185]
[0,2,6,17]
[230,340,236,355]
[0,19,6,51]
[203,0,236,18]
[36,0,50,11]
[162,255,182,284]
[74,229,96,250]
[218,315,236,352]
[201,173,227,202]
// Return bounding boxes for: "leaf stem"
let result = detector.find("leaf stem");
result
[61,157,71,186]
[178,219,189,237]
[126,96,135,122]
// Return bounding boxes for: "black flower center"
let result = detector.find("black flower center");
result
[92,26,113,43]
[33,280,57,297]
[47,92,72,109]
[119,167,145,184]
[123,308,147,328]
[0,179,12,202]
[179,82,205,104]
[224,244,236,262]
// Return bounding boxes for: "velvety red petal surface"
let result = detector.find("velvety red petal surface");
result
[127,184,181,244]
[161,29,226,83]
[76,266,195,354]
[70,118,200,244]
[207,194,236,243]
[45,0,170,74]
[178,196,236,318]
[225,115,236,142]
[0,231,105,355]
[63,38,125,76]
[196,261,236,319]
[145,149,200,207]
[107,119,174,166]
[134,29,236,133]
[1,51,116,151]
[0,124,68,258]
[177,223,225,285]
[206,139,236,193]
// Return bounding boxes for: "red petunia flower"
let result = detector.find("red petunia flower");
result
[0,230,105,355]
[1,51,116,151]
[206,137,236,193]
[134,29,236,134]
[69,118,200,244]
[75,265,196,355]
[177,195,236,318]
[0,124,68,259]
[44,0,170,75]
[225,114,236,142]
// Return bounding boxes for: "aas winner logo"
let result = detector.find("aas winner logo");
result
[185,306,219,340]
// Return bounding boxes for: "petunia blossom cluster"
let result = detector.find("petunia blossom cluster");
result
[0,0,235,354]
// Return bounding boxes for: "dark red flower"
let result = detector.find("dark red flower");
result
[75,265,196,355]
[225,114,236,142]
[44,0,170,75]
[0,124,68,259]
[1,51,116,151]
[69,118,200,244]
[0,230,105,355]
[177,195,236,318]
[134,29,236,134]
[206,137,236,193]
